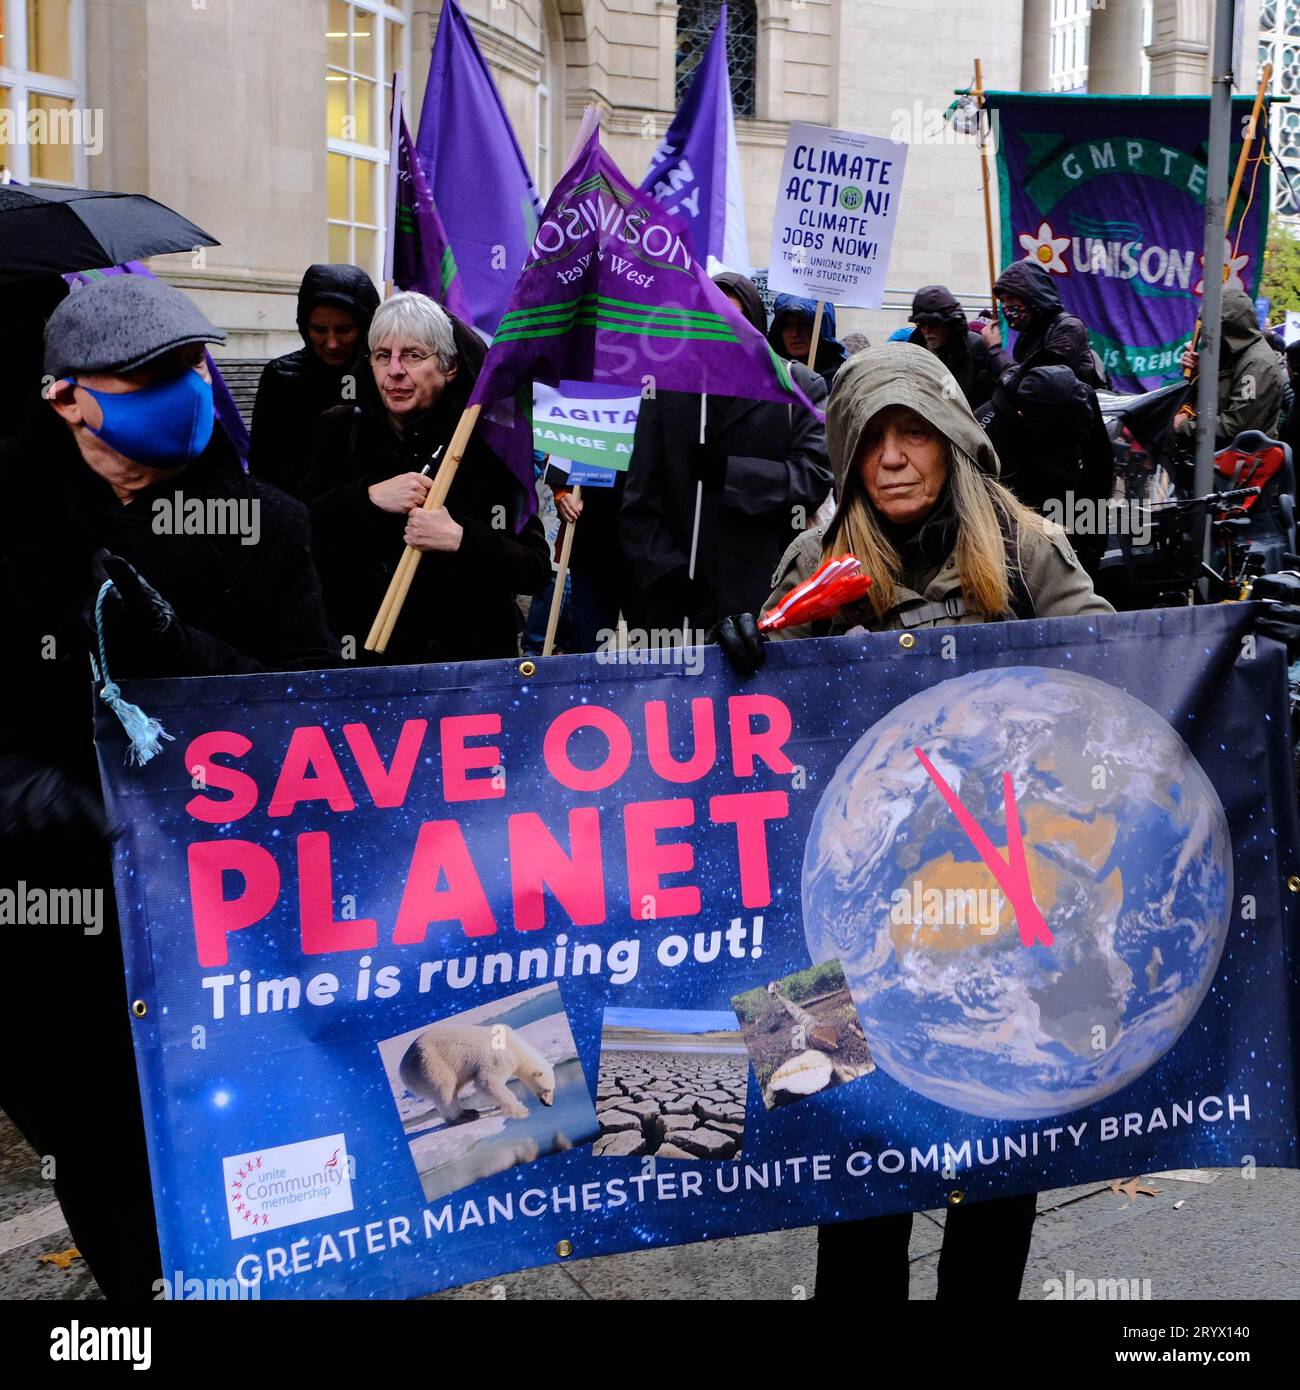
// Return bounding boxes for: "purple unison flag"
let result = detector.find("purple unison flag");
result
[470,128,817,430]
[417,0,541,336]
[65,262,250,467]
[391,104,474,323]
[640,3,750,275]
[988,93,1270,393]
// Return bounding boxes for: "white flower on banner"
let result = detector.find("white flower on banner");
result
[1018,220,1070,274]
[1194,239,1250,297]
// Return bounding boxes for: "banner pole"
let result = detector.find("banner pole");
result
[1185,62,1272,368]
[365,402,483,653]
[973,59,998,310]
[1192,0,1236,584]
[542,484,581,657]
[806,301,826,370]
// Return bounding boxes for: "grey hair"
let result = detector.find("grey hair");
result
[368,291,457,370]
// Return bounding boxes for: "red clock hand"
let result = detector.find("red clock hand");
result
[913,747,1054,948]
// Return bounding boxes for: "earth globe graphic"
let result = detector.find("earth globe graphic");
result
[801,666,1232,1119]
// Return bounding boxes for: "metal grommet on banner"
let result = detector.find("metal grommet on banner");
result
[519,660,537,677]
[555,1239,573,1258]
[132,1000,148,1018]
[1288,875,1300,893]
[947,1189,964,1206]
[899,633,916,650]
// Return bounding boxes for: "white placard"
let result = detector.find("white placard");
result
[767,122,907,310]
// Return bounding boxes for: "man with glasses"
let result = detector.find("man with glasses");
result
[303,291,549,664]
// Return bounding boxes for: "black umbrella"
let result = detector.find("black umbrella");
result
[0,184,219,283]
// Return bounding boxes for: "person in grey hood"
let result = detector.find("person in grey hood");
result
[249,263,381,496]
[993,260,1102,388]
[908,284,1009,409]
[715,344,1113,1300]
[1175,284,1286,448]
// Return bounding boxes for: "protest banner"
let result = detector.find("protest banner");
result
[98,604,1298,1298]
[767,122,908,310]
[640,2,750,274]
[387,90,473,324]
[532,381,640,488]
[417,0,540,335]
[986,93,1270,393]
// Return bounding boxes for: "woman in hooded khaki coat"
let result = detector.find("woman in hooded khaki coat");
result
[717,345,1114,1300]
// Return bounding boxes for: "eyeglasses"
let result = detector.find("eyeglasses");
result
[369,349,436,368]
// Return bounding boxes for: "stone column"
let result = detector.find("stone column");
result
[757,1,788,122]
[1088,0,1146,93]
[655,1,680,113]
[1019,0,1052,92]
[1147,0,1211,95]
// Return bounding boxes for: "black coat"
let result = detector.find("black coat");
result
[907,326,1008,410]
[0,416,339,785]
[619,366,832,631]
[249,264,380,497]
[994,260,1101,387]
[305,401,550,665]
[0,416,340,1298]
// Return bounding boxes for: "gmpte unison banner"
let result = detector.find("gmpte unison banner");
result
[989,94,1269,394]
[96,604,1300,1299]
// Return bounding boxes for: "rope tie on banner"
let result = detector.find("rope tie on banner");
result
[91,579,174,767]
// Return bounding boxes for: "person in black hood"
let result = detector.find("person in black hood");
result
[993,260,1102,387]
[767,293,849,392]
[304,291,549,665]
[974,365,1114,573]
[908,284,1009,410]
[249,263,381,496]
[620,272,832,632]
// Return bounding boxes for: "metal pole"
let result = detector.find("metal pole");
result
[1194,0,1236,574]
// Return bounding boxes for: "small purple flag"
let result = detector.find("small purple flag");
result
[65,262,250,468]
[640,3,750,275]
[389,101,473,323]
[417,0,541,336]
[470,127,816,423]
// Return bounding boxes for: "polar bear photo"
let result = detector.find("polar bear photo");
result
[399,1021,556,1125]
[378,984,598,1203]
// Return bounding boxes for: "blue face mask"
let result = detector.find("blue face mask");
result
[76,367,215,467]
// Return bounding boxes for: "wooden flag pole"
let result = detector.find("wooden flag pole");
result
[1183,63,1272,372]
[542,485,581,657]
[806,301,826,370]
[365,402,483,653]
[973,59,998,311]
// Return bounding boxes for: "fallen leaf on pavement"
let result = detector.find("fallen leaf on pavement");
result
[37,1247,81,1271]
[1110,1178,1161,1202]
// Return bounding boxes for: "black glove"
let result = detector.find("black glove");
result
[1252,572,1300,606]
[1254,601,1300,655]
[713,612,766,677]
[0,756,112,841]
[93,551,191,669]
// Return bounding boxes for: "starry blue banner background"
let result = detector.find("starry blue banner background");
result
[96,603,1299,1299]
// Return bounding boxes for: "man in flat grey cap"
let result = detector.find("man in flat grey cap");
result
[0,275,338,1298]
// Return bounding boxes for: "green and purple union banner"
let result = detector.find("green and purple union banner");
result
[470,126,818,425]
[988,93,1270,393]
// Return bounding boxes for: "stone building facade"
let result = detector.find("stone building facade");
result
[0,0,1243,356]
